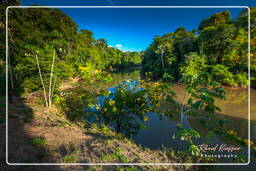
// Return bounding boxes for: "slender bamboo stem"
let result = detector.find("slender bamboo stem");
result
[35,53,48,107]
[48,49,56,107]
[50,75,57,104]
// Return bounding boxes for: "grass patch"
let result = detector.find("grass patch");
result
[102,139,111,146]
[63,150,80,163]
[58,120,71,126]
[100,148,129,163]
[117,167,138,171]
[30,137,47,146]
[100,125,111,132]
[86,168,98,171]
[63,155,77,163]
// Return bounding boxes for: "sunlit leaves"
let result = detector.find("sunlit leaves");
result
[172,126,201,156]
[198,10,231,31]
[87,80,152,137]
[188,142,200,156]
[173,126,200,141]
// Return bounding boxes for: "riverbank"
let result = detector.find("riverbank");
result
[1,87,206,170]
[2,68,255,169]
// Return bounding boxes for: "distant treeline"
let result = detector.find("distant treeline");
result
[142,9,256,87]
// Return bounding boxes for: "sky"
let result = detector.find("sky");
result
[20,0,255,51]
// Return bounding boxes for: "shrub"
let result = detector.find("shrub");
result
[235,73,248,87]
[180,53,206,84]
[86,80,152,136]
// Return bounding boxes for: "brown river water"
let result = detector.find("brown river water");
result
[110,69,255,164]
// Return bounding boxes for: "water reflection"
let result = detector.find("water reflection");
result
[133,112,189,150]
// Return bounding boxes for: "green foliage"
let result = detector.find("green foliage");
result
[142,28,195,79]
[85,77,176,137]
[30,137,47,146]
[211,64,235,85]
[4,7,142,95]
[1,6,255,97]
[180,53,206,83]
[87,80,152,136]
[63,150,79,163]
[183,72,226,114]
[117,166,137,171]
[2,4,254,164]
[72,30,141,72]
[142,28,196,79]
[233,155,247,163]
[6,7,77,93]
[198,10,231,31]
[142,9,254,87]
[79,66,113,84]
[169,67,227,158]
[210,64,248,87]
[54,88,95,123]
[173,125,200,156]
[180,53,248,87]
[0,1,20,95]
[173,126,200,141]
[100,148,129,162]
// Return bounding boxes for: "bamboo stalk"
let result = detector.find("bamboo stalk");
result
[48,49,56,107]
[50,75,57,105]
[35,53,48,107]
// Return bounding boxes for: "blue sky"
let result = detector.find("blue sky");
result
[20,0,254,51]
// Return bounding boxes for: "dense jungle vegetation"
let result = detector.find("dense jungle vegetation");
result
[142,9,256,87]
[1,1,256,168]
[0,5,255,95]
[0,5,142,95]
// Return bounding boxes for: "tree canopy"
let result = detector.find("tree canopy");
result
[142,8,255,87]
[1,5,255,96]
[1,6,142,94]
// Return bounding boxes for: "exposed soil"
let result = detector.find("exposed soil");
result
[0,91,203,171]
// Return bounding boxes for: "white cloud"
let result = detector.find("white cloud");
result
[115,44,122,48]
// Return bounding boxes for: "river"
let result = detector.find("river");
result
[85,69,256,165]
[108,68,255,162]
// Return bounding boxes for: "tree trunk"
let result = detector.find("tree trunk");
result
[161,48,165,70]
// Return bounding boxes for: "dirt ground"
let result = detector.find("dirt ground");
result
[0,93,203,171]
